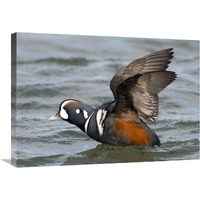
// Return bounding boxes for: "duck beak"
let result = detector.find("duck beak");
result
[49,113,62,121]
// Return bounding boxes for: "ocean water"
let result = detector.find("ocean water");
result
[11,33,199,167]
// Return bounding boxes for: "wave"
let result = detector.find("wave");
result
[17,57,94,66]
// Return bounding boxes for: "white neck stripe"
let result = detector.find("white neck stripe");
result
[84,112,94,133]
[96,109,107,136]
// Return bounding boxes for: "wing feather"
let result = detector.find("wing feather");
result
[110,48,177,123]
[110,48,174,97]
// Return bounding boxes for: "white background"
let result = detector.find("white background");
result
[0,0,199,199]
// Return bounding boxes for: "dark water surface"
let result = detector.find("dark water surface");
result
[12,33,199,167]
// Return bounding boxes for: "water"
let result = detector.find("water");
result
[12,33,199,167]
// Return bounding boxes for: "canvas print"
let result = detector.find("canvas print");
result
[11,33,199,167]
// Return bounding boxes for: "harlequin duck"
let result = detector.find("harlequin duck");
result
[49,48,177,146]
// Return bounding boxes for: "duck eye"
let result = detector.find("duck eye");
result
[63,106,68,110]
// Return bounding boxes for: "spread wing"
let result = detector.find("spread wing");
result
[110,48,177,123]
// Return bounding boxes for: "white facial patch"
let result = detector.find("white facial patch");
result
[76,109,80,114]
[83,110,88,119]
[60,107,68,119]
[96,109,107,136]
[59,100,75,120]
